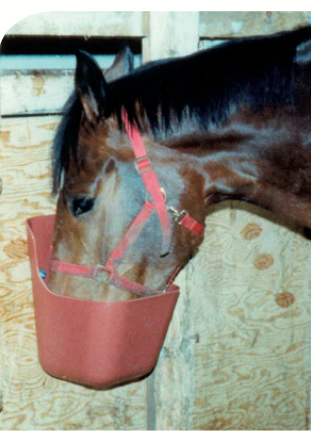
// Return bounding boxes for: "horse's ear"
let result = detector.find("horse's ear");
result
[104,46,134,82]
[75,50,107,125]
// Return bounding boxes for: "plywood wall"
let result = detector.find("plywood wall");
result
[0,11,310,430]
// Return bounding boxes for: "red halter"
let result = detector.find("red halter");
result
[50,111,204,297]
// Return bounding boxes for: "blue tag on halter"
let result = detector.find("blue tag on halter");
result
[39,269,47,280]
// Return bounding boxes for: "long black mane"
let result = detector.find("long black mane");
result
[53,26,310,193]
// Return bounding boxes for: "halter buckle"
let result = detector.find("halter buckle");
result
[135,156,152,174]
[93,265,112,284]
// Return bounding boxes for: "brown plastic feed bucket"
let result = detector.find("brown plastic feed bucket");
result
[27,215,179,388]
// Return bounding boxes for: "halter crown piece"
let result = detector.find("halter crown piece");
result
[50,109,204,297]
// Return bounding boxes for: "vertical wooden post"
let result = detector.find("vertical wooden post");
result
[144,11,200,430]
[147,268,200,430]
[142,12,199,63]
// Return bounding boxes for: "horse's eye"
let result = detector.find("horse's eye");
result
[70,197,96,217]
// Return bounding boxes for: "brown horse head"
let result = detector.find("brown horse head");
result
[48,27,311,301]
[48,47,205,301]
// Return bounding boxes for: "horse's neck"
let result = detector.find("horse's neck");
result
[162,105,311,228]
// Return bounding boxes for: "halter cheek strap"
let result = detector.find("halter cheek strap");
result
[50,111,205,297]
[122,110,171,256]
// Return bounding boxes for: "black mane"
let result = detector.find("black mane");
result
[52,26,311,193]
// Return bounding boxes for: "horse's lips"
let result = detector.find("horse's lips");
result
[26,214,179,388]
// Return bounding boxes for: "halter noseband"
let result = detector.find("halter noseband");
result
[50,110,204,297]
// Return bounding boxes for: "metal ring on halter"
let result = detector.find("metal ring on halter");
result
[167,206,180,217]
[167,206,189,223]
[146,187,167,203]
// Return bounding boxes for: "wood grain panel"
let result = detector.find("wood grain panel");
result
[0,117,148,430]
[1,71,74,116]
[189,202,310,430]
[6,12,146,37]
[149,202,310,430]
[199,11,310,38]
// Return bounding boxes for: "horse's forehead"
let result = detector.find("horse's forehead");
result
[79,120,109,149]
[64,118,135,192]
[78,117,151,168]
[79,118,127,155]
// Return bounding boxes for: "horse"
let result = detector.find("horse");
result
[48,26,311,302]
